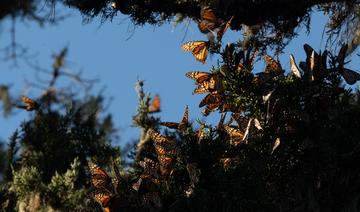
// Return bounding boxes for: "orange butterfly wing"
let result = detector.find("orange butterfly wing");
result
[94,190,112,207]
[199,93,222,107]
[223,125,244,146]
[147,129,177,178]
[185,71,212,84]
[21,96,39,111]
[217,16,234,41]
[182,41,209,64]
[198,7,219,33]
[148,94,161,113]
[88,161,112,190]
[178,105,189,130]
[264,55,283,75]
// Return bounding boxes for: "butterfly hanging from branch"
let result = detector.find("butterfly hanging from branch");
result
[198,6,234,42]
[335,44,360,85]
[185,71,220,94]
[147,128,178,178]
[88,161,122,212]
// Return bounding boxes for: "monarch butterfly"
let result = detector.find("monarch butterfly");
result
[231,113,250,131]
[202,104,219,116]
[182,41,209,64]
[148,128,177,157]
[160,105,189,131]
[148,129,177,177]
[133,158,160,192]
[158,155,174,177]
[264,55,283,75]
[271,137,281,154]
[185,71,219,94]
[290,54,302,79]
[199,93,222,108]
[223,125,244,146]
[200,94,223,116]
[303,44,318,58]
[185,71,212,84]
[148,94,161,113]
[193,81,212,94]
[216,16,234,41]
[132,177,143,192]
[220,157,232,170]
[302,44,326,81]
[195,75,218,94]
[195,124,206,142]
[198,7,221,33]
[198,7,233,41]
[18,96,39,111]
[92,189,112,212]
[139,158,159,178]
[88,161,112,190]
[341,68,360,85]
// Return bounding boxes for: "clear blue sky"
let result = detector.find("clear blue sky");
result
[0,6,358,146]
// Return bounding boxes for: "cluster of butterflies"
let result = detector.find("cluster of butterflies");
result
[289,43,360,85]
[88,160,121,212]
[184,49,281,117]
[186,71,233,116]
[181,6,234,64]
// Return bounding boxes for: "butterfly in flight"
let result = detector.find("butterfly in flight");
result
[18,96,39,111]
[148,94,161,113]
